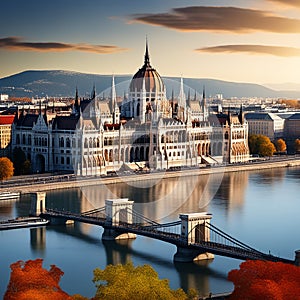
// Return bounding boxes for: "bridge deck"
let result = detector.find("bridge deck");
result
[41,209,294,264]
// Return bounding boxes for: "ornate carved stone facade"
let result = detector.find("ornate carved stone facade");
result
[11,43,249,175]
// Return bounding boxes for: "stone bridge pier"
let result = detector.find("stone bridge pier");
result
[30,192,46,216]
[102,198,137,240]
[174,212,214,262]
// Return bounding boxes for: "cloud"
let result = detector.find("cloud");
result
[132,6,300,33]
[0,37,128,54]
[267,0,300,8]
[196,44,300,57]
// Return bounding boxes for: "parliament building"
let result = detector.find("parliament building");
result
[11,43,250,175]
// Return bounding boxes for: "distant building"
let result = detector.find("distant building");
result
[0,115,15,157]
[284,113,300,143]
[214,107,250,164]
[245,112,284,140]
[11,42,250,174]
[0,94,9,102]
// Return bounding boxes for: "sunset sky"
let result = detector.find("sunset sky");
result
[1,0,300,85]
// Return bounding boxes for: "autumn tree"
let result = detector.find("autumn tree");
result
[228,260,300,300]
[0,157,14,180]
[93,262,190,300]
[248,134,276,157]
[4,259,73,300]
[274,138,287,153]
[295,139,300,153]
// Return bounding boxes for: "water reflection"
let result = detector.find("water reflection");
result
[80,171,225,222]
[30,227,46,254]
[213,172,248,212]
[2,167,300,298]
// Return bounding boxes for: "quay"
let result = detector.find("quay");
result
[1,157,300,194]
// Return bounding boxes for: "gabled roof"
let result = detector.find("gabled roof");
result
[16,114,39,127]
[287,113,300,120]
[0,115,15,125]
[52,115,79,130]
[245,112,282,121]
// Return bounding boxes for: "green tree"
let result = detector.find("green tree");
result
[0,157,14,180]
[248,134,276,157]
[274,138,287,153]
[93,262,189,300]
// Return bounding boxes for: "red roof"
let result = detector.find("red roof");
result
[0,115,15,125]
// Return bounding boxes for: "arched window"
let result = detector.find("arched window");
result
[66,138,71,148]
[60,137,64,148]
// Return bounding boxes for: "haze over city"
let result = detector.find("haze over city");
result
[1,0,300,87]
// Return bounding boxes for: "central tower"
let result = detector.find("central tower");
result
[123,40,171,123]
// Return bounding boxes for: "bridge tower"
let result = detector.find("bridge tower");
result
[30,192,46,216]
[174,212,214,262]
[102,198,137,240]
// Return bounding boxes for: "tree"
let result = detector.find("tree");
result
[295,139,300,153]
[274,138,287,153]
[228,260,300,300]
[0,157,14,180]
[248,134,276,157]
[93,262,189,300]
[4,259,73,300]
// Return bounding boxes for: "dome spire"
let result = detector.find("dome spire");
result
[144,37,150,67]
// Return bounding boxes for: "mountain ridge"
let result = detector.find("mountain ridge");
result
[1,70,299,99]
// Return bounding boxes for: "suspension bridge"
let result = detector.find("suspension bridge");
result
[31,192,297,264]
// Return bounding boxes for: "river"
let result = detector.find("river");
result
[1,166,300,298]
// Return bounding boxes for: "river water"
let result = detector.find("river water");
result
[1,167,300,298]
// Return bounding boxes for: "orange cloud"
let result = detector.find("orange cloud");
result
[196,45,300,57]
[0,37,128,54]
[267,0,300,7]
[132,6,300,33]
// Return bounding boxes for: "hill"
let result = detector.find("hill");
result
[0,70,299,99]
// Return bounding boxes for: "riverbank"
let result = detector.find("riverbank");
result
[2,157,300,194]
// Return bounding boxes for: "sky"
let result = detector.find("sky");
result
[1,0,300,85]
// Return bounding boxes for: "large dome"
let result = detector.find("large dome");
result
[129,43,165,93]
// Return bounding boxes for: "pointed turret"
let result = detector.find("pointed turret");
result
[91,84,96,100]
[187,89,191,108]
[202,86,206,112]
[238,104,244,124]
[75,87,79,112]
[144,37,150,67]
[110,75,119,124]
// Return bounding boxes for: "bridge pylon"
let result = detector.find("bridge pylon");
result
[174,212,214,262]
[30,192,46,216]
[102,198,137,241]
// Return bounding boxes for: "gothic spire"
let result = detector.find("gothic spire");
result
[75,86,79,112]
[144,37,150,67]
[91,84,96,100]
[201,86,206,113]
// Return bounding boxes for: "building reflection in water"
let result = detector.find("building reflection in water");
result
[102,239,134,266]
[30,227,46,254]
[212,171,249,213]
[81,170,225,223]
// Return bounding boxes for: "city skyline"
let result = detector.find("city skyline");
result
[1,0,300,86]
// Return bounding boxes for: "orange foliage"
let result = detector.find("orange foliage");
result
[278,99,300,109]
[4,259,73,300]
[228,260,300,300]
